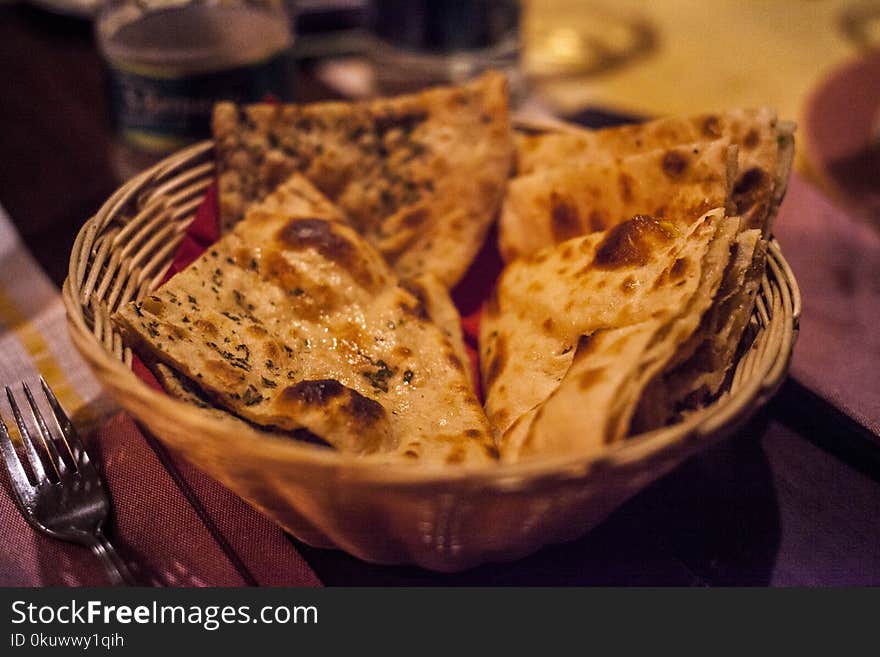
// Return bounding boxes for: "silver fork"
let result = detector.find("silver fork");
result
[0,378,135,585]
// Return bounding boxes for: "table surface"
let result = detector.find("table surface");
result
[1,4,878,586]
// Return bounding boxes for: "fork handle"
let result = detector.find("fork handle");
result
[85,531,136,586]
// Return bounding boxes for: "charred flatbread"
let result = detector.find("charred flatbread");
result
[500,139,736,261]
[631,227,764,430]
[115,177,497,465]
[481,209,739,460]
[213,71,513,287]
[503,110,794,431]
[515,107,794,237]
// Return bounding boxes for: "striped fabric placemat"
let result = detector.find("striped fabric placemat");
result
[0,203,110,427]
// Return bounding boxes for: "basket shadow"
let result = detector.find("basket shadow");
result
[292,406,781,586]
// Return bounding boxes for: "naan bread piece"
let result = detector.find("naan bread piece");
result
[119,290,396,455]
[516,107,794,235]
[509,111,794,428]
[481,209,733,445]
[667,117,792,406]
[632,228,764,430]
[213,71,513,287]
[500,139,736,261]
[668,227,762,378]
[115,191,496,465]
[495,210,739,461]
[496,326,655,460]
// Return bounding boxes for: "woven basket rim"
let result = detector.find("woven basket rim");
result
[62,135,801,488]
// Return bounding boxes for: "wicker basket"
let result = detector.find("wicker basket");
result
[63,138,801,572]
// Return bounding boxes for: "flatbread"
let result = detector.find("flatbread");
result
[213,71,513,287]
[500,139,736,261]
[520,207,737,459]
[115,179,497,466]
[631,228,764,430]
[504,110,795,428]
[480,209,737,458]
[515,107,794,236]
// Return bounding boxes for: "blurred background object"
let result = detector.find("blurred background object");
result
[365,0,524,101]
[26,0,98,19]
[802,49,880,229]
[311,1,880,144]
[289,0,367,59]
[524,0,869,122]
[838,0,880,48]
[523,1,656,80]
[96,0,295,180]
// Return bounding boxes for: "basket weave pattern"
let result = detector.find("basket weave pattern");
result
[63,140,801,571]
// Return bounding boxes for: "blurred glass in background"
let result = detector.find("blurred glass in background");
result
[366,0,525,101]
[96,0,295,180]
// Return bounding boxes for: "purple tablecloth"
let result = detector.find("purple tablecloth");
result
[774,174,880,437]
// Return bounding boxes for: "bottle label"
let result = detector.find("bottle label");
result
[106,52,293,153]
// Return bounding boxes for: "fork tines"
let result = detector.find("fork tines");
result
[1,377,88,490]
